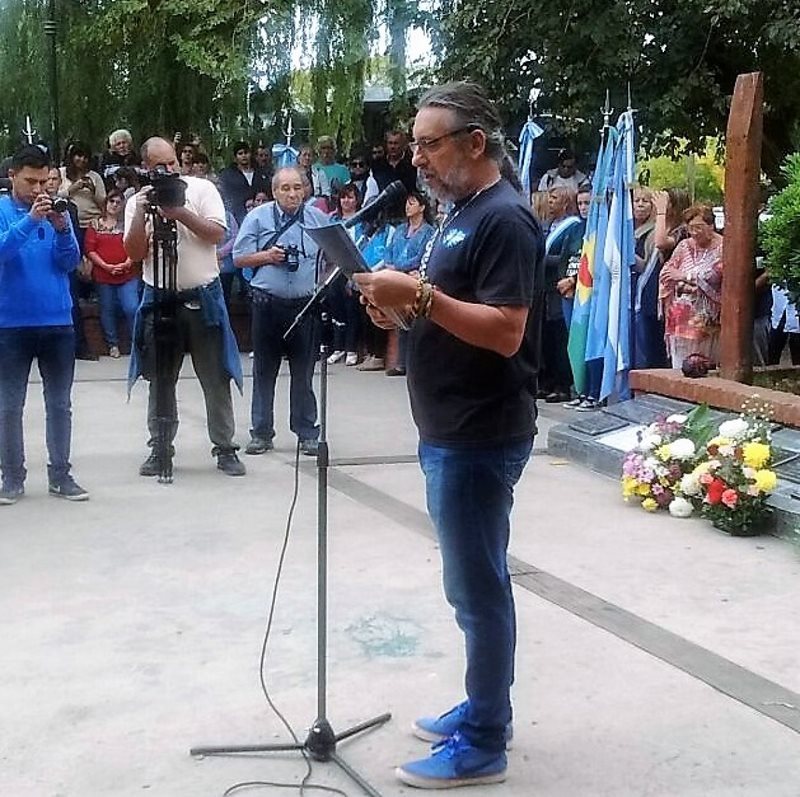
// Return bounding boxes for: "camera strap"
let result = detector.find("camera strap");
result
[262,203,304,252]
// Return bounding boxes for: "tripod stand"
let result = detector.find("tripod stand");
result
[149,205,179,484]
[190,288,391,796]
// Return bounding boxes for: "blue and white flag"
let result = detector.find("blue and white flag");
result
[600,110,636,400]
[518,119,545,196]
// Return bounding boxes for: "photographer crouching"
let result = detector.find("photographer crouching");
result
[124,137,245,479]
[233,166,329,456]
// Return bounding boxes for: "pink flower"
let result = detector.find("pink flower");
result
[699,473,713,486]
[721,489,738,508]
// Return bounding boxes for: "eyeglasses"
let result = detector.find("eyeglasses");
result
[409,127,473,154]
[350,161,366,167]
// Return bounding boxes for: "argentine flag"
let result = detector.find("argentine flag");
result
[600,111,636,400]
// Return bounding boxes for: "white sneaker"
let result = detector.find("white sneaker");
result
[345,352,358,366]
[327,350,345,365]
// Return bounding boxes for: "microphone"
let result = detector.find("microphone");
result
[343,180,406,229]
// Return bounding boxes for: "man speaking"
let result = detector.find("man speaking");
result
[124,137,245,478]
[354,82,544,789]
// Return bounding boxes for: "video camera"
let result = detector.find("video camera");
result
[147,166,187,209]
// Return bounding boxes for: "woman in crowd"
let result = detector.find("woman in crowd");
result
[382,190,435,376]
[541,186,582,403]
[631,187,668,369]
[326,183,366,367]
[59,140,106,251]
[653,188,691,260]
[659,205,724,367]
[298,145,331,199]
[530,191,551,233]
[100,129,139,189]
[83,190,139,358]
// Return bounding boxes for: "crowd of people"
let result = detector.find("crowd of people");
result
[3,78,798,792]
[530,175,791,411]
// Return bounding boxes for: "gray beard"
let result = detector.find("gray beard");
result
[424,164,474,204]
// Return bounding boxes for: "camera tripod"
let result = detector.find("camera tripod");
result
[190,291,391,796]
[148,203,179,483]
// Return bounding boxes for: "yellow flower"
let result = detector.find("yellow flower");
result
[707,436,732,449]
[636,483,652,497]
[642,498,658,512]
[693,461,711,476]
[742,442,771,470]
[655,445,671,461]
[622,477,638,498]
[754,469,777,494]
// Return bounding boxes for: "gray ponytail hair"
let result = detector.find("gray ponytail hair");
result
[418,82,507,164]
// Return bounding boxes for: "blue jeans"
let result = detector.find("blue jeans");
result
[96,280,140,347]
[418,435,534,753]
[0,326,76,487]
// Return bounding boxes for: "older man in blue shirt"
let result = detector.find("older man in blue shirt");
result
[0,145,85,504]
[233,166,329,456]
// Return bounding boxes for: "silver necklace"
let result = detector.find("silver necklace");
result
[419,177,501,281]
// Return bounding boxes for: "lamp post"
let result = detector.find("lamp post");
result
[43,0,59,161]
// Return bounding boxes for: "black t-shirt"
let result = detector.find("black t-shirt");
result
[407,179,545,445]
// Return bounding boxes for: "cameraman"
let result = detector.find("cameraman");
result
[0,145,86,504]
[233,166,328,456]
[124,137,246,478]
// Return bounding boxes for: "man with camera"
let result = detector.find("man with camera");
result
[0,145,86,504]
[124,137,246,478]
[233,166,328,456]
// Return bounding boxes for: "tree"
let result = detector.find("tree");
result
[433,0,800,181]
[0,0,397,160]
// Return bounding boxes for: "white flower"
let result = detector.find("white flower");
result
[638,433,662,452]
[718,444,735,458]
[708,459,722,471]
[679,473,701,496]
[669,497,694,518]
[742,466,756,479]
[668,438,696,460]
[719,418,749,439]
[667,414,688,425]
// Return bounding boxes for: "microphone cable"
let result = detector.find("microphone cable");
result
[221,441,348,797]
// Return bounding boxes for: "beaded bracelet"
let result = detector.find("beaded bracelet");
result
[412,276,434,319]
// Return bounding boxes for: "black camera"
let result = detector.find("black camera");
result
[282,244,300,272]
[147,167,187,208]
[52,197,69,213]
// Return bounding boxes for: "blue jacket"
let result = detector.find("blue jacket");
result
[0,195,81,328]
[127,278,243,396]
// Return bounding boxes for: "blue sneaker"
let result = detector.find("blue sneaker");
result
[413,701,513,749]
[396,731,507,789]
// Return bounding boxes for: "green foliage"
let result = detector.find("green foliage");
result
[762,154,800,298]
[0,0,390,159]
[435,0,800,181]
[639,151,724,205]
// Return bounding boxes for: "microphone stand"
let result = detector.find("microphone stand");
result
[148,203,178,483]
[190,271,391,797]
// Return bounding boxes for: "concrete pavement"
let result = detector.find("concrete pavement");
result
[1,356,800,796]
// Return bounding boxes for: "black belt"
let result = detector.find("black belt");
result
[250,287,312,307]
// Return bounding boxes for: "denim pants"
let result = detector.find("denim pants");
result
[251,296,319,442]
[0,326,76,487]
[418,435,534,753]
[96,280,140,347]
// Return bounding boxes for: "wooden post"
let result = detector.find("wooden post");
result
[719,72,763,383]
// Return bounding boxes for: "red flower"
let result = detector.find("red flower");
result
[721,489,739,508]
[706,478,727,505]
